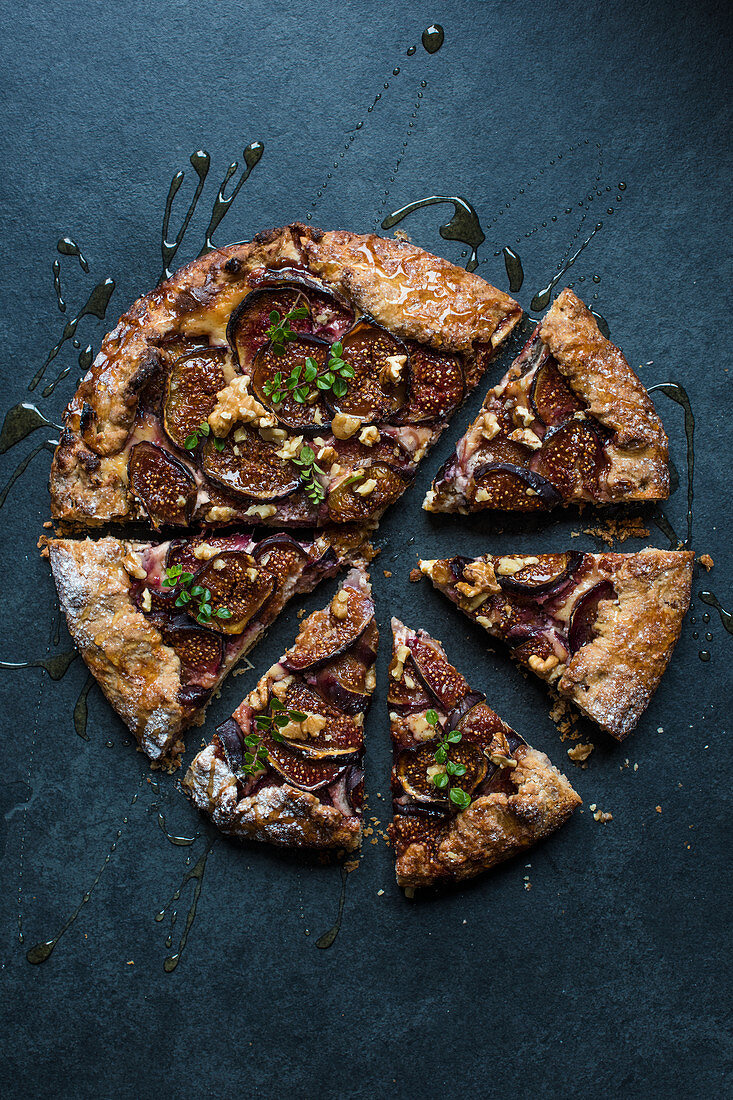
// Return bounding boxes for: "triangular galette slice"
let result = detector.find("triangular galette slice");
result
[420,548,693,739]
[424,289,669,513]
[184,567,376,851]
[50,223,521,532]
[42,526,368,763]
[388,619,580,889]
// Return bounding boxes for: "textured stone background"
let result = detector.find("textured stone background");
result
[0,1,730,1096]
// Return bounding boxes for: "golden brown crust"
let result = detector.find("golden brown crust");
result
[45,537,186,759]
[558,548,693,738]
[49,224,520,529]
[420,548,693,740]
[541,290,668,498]
[394,746,581,888]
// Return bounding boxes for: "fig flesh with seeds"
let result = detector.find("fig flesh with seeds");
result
[128,441,197,527]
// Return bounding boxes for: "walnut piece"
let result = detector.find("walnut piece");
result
[193,542,220,561]
[208,376,275,435]
[480,411,501,441]
[244,503,277,519]
[121,550,147,580]
[358,426,380,447]
[495,555,539,576]
[331,590,350,620]
[331,412,361,440]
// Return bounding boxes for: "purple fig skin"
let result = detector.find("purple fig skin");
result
[445,691,486,732]
[215,717,246,769]
[308,668,369,715]
[568,580,616,654]
[282,593,375,672]
[177,684,214,709]
[472,461,563,508]
[496,551,584,597]
[251,532,310,562]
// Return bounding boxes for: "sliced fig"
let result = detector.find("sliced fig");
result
[190,551,275,634]
[473,435,532,469]
[163,625,224,686]
[283,588,374,671]
[330,431,415,477]
[227,282,353,371]
[163,349,227,450]
[445,691,486,733]
[309,622,376,715]
[201,427,300,501]
[568,580,616,654]
[166,533,255,576]
[251,532,310,587]
[128,441,197,527]
[252,335,331,431]
[276,680,362,757]
[496,551,584,596]
[327,463,406,523]
[530,356,584,427]
[531,420,607,498]
[261,729,348,792]
[395,342,464,423]
[457,703,517,750]
[215,716,245,769]
[472,461,562,510]
[396,743,487,802]
[407,633,472,710]
[326,321,407,422]
[387,655,434,713]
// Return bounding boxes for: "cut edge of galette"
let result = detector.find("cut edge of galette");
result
[419,547,694,740]
[388,618,581,889]
[184,566,376,851]
[424,288,669,514]
[50,223,521,534]
[41,524,371,764]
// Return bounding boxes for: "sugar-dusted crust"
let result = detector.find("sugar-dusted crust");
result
[541,290,668,498]
[558,549,693,738]
[394,746,581,888]
[184,567,375,850]
[425,288,668,513]
[43,527,369,762]
[420,548,693,740]
[43,536,187,760]
[50,223,520,529]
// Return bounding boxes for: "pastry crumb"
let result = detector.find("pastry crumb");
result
[567,742,594,764]
[593,809,613,823]
[297,608,306,618]
[655,805,662,813]
[377,889,384,896]
[698,553,714,571]
[583,516,649,546]
[383,570,392,578]
[409,568,423,583]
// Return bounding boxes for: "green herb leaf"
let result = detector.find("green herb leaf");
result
[425,709,439,726]
[433,772,449,789]
[449,788,471,810]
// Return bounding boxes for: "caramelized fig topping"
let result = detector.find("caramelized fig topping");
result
[309,623,376,715]
[457,703,521,750]
[262,730,348,792]
[251,533,310,587]
[568,580,616,654]
[278,680,362,757]
[530,356,585,426]
[284,587,374,671]
[394,342,464,423]
[531,420,607,498]
[252,335,331,431]
[472,461,562,510]
[163,349,227,450]
[201,427,301,501]
[396,743,487,803]
[166,533,255,576]
[128,442,197,527]
[326,321,407,422]
[191,551,275,634]
[327,463,406,523]
[496,552,584,596]
[407,633,473,710]
[162,625,224,687]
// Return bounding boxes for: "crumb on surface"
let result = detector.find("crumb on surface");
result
[583,516,650,546]
[383,570,392,578]
[655,805,662,813]
[567,742,594,763]
[698,553,714,571]
[593,809,613,823]
[297,608,306,618]
[409,567,423,583]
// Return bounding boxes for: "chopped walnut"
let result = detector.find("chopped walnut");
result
[331,590,350,620]
[456,559,500,602]
[208,375,275,435]
[244,503,277,519]
[257,426,288,444]
[121,550,147,580]
[355,478,377,497]
[193,542,220,561]
[206,505,237,522]
[212,558,226,570]
[508,427,542,450]
[593,809,613,823]
[276,434,305,461]
[426,763,446,782]
[480,411,501,441]
[528,653,559,675]
[391,643,411,681]
[496,555,539,576]
[475,488,491,503]
[358,425,380,447]
[140,588,152,612]
[488,751,517,768]
[408,713,437,741]
[409,568,423,583]
[513,404,535,427]
[380,354,407,386]
[316,444,338,466]
[270,676,294,701]
[331,412,361,440]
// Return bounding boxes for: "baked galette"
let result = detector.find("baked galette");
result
[388,619,581,888]
[185,567,376,850]
[425,289,669,513]
[419,548,694,739]
[42,526,367,762]
[50,224,521,532]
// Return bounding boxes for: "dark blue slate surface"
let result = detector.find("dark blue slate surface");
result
[0,2,730,1096]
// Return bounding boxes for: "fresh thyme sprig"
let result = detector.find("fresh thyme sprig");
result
[265,305,310,355]
[425,708,472,810]
[184,420,225,452]
[242,697,309,776]
[162,563,233,625]
[292,444,326,505]
[262,343,355,406]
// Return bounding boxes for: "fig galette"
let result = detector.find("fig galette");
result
[424,289,669,513]
[185,567,376,851]
[50,224,520,532]
[388,619,580,889]
[419,548,693,740]
[42,527,366,762]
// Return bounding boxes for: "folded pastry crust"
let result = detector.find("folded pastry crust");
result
[420,548,693,739]
[50,224,521,529]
